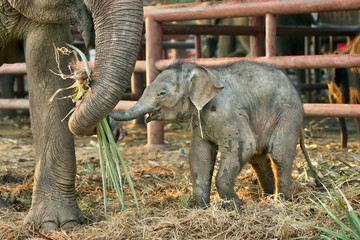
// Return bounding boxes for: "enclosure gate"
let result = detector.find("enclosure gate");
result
[1,0,360,148]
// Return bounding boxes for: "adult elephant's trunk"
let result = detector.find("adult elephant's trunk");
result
[68,0,143,136]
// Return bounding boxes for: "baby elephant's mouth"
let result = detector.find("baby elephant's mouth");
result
[145,112,156,123]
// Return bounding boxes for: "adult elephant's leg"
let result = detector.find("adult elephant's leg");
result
[23,23,85,232]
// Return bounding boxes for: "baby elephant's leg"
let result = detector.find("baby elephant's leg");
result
[216,132,255,208]
[268,125,299,200]
[249,154,275,195]
[189,137,218,208]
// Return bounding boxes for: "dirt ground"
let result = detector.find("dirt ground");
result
[0,115,359,239]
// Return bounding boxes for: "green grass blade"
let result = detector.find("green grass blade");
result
[181,192,188,207]
[294,221,351,240]
[101,120,124,200]
[332,185,346,211]
[98,123,126,210]
[310,226,351,240]
[100,124,126,210]
[96,128,108,219]
[350,211,360,234]
[322,204,360,238]
[337,188,360,236]
[115,146,139,213]
[65,43,91,76]
[331,186,360,236]
[101,119,140,214]
[323,184,341,212]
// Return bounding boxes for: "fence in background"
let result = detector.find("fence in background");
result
[1,0,360,148]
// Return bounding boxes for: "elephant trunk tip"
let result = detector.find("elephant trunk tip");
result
[110,111,137,122]
[68,114,97,136]
[110,102,152,122]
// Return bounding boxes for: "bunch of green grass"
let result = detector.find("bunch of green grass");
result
[296,183,360,240]
[52,43,139,219]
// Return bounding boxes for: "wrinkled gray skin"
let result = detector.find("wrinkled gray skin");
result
[0,0,143,232]
[112,61,319,208]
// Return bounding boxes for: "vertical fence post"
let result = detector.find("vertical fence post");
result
[195,35,202,58]
[265,13,277,57]
[249,16,265,57]
[145,17,167,150]
[132,47,145,100]
[305,35,312,102]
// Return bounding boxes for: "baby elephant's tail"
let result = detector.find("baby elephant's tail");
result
[299,131,323,187]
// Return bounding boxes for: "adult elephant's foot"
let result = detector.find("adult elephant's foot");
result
[24,198,86,232]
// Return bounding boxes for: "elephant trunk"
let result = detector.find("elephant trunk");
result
[68,0,143,136]
[111,100,153,122]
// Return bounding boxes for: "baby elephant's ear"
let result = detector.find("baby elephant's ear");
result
[189,66,224,111]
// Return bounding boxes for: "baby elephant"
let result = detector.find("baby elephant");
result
[112,61,319,208]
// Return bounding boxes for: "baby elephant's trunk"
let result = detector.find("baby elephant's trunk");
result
[111,101,153,122]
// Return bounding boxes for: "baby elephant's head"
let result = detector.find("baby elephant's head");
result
[111,62,223,123]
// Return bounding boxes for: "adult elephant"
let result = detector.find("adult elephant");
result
[202,17,250,58]
[0,0,143,232]
[276,14,315,84]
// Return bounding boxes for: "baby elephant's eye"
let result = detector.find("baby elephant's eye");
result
[157,91,167,97]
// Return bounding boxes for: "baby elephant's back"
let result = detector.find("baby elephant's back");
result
[217,61,302,111]
[213,61,304,142]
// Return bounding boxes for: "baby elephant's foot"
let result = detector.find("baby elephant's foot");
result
[275,192,291,202]
[194,197,210,209]
[221,197,242,211]
[216,182,242,210]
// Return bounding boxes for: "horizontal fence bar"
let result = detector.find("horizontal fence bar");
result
[0,99,29,110]
[163,41,195,49]
[155,54,360,71]
[277,26,360,37]
[144,0,360,22]
[0,99,137,112]
[0,63,27,75]
[303,104,360,118]
[3,55,360,76]
[297,83,328,90]
[162,24,262,36]
[1,98,358,118]
[162,24,360,37]
[113,101,137,111]
[0,61,147,75]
